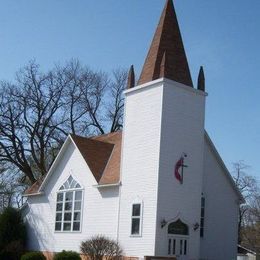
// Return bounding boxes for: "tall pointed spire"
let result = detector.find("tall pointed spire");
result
[127,65,135,89]
[138,0,193,87]
[197,66,205,91]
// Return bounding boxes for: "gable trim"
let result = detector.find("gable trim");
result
[23,191,44,197]
[38,135,73,192]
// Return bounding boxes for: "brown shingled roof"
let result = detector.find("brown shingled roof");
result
[71,134,114,182]
[93,131,122,185]
[24,179,43,195]
[25,131,122,195]
[138,0,193,87]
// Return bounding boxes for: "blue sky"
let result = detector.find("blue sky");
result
[0,0,259,180]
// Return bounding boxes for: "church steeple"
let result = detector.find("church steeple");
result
[138,0,193,87]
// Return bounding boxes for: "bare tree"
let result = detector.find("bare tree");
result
[240,190,260,253]
[0,62,66,183]
[232,161,259,250]
[55,60,127,136]
[107,69,126,133]
[0,166,26,211]
[55,60,90,135]
[0,60,127,185]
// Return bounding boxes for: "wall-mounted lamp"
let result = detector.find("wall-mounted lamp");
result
[160,219,167,228]
[193,222,200,231]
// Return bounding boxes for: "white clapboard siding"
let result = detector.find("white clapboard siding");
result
[25,140,119,253]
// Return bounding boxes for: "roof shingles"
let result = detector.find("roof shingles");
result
[71,134,115,183]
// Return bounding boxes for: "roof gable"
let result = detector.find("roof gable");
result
[24,131,122,196]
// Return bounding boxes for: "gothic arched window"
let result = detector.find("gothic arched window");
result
[55,175,83,232]
[168,219,189,236]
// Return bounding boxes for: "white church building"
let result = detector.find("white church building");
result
[24,1,244,259]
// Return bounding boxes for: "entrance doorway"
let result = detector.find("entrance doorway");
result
[167,219,189,260]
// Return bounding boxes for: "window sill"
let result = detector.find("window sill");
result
[130,234,142,238]
[54,230,82,234]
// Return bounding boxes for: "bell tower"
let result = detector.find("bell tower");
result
[119,1,207,258]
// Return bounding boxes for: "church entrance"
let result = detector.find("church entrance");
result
[167,219,189,260]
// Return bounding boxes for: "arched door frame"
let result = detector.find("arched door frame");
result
[167,218,189,258]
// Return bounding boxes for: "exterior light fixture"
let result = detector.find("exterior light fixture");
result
[161,219,167,228]
[193,222,200,231]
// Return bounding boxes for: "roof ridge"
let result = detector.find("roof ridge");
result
[70,130,122,142]
[91,130,122,140]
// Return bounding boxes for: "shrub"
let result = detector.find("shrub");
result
[0,207,26,249]
[1,240,24,260]
[0,207,26,259]
[21,251,46,260]
[0,251,12,260]
[81,235,122,260]
[53,250,81,260]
